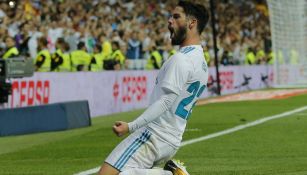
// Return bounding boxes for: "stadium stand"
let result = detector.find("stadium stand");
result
[0,0,271,71]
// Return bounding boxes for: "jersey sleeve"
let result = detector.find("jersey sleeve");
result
[128,91,178,133]
[160,54,193,95]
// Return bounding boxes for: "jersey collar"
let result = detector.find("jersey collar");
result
[179,45,202,54]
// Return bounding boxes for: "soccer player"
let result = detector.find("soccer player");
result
[99,1,209,175]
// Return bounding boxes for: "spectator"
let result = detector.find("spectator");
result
[126,31,142,59]
[50,38,65,72]
[220,50,234,66]
[14,21,31,55]
[89,44,105,72]
[99,33,112,59]
[35,37,51,72]
[58,42,72,72]
[245,47,256,65]
[70,41,91,71]
[1,36,19,59]
[145,42,162,70]
[111,41,125,69]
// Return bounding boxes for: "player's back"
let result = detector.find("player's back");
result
[147,45,208,148]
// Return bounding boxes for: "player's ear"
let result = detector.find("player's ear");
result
[188,18,197,30]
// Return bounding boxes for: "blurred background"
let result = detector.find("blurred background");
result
[0,0,272,71]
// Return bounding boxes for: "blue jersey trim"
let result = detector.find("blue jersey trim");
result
[180,47,195,54]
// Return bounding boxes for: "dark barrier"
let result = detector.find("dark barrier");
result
[0,101,91,136]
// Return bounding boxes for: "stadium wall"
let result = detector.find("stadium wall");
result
[0,100,91,136]
[1,65,274,117]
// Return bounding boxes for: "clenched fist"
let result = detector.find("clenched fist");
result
[112,121,129,137]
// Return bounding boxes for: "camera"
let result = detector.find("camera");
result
[0,56,34,103]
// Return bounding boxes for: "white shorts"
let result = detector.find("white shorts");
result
[105,127,178,172]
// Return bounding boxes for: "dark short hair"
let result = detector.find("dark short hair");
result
[94,44,102,52]
[56,37,65,45]
[112,41,120,49]
[177,1,209,34]
[39,37,48,46]
[77,41,85,49]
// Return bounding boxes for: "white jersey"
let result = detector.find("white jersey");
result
[147,45,208,148]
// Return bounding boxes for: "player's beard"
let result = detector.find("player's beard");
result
[170,25,187,45]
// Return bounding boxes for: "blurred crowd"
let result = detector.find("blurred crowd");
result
[0,0,273,72]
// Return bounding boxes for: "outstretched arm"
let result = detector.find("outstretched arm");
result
[128,90,178,132]
[112,90,178,137]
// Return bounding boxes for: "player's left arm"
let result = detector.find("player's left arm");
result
[113,89,178,137]
[127,89,178,133]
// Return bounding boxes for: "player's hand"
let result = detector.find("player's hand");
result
[112,121,129,137]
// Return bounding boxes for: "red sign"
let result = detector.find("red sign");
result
[208,71,234,92]
[219,71,234,91]
[10,80,50,108]
[113,76,147,103]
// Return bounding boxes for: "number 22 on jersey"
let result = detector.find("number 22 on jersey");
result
[175,81,206,120]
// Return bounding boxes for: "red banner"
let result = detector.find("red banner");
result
[10,80,50,108]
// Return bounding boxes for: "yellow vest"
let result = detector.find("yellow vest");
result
[245,51,256,65]
[146,50,162,70]
[204,51,210,65]
[51,49,63,72]
[2,47,19,59]
[112,49,125,66]
[256,50,265,63]
[102,41,112,58]
[90,53,105,72]
[35,49,51,72]
[168,49,176,58]
[268,50,285,65]
[70,50,91,71]
[268,51,274,65]
[58,53,72,72]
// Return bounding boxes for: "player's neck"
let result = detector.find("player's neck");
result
[180,36,201,48]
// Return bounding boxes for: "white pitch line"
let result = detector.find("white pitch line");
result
[295,113,307,116]
[74,167,100,175]
[74,106,307,175]
[182,106,307,146]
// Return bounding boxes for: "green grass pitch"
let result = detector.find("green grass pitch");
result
[0,93,307,175]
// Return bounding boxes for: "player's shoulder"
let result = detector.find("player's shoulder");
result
[168,52,190,66]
